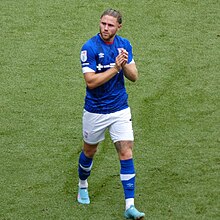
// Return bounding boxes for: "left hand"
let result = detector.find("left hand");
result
[121,49,128,67]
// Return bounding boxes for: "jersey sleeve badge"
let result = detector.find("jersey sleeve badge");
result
[81,50,87,62]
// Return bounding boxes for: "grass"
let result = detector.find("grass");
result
[0,0,219,219]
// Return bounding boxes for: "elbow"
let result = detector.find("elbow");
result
[132,74,138,82]
[131,71,138,82]
[86,81,98,90]
[87,83,96,90]
[125,74,138,82]
[84,72,99,90]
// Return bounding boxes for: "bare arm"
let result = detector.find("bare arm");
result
[122,63,138,82]
[84,67,119,89]
[84,53,127,89]
[119,49,138,82]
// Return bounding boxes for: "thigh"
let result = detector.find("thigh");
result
[109,107,134,143]
[83,110,108,145]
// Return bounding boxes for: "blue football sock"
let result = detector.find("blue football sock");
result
[78,151,93,182]
[120,159,136,200]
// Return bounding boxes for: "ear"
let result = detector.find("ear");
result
[118,24,122,30]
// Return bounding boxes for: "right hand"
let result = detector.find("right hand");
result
[115,50,128,71]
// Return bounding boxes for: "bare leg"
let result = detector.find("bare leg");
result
[83,141,99,158]
[114,140,133,160]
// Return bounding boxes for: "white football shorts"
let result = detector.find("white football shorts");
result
[82,107,134,144]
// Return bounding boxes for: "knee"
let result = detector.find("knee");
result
[119,149,133,160]
[115,141,133,160]
[83,142,98,158]
[83,148,97,158]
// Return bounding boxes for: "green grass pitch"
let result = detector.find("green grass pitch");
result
[0,0,219,219]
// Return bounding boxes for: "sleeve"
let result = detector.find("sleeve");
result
[80,42,96,74]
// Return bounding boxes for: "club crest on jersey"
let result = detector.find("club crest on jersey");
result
[81,50,87,62]
[117,48,124,54]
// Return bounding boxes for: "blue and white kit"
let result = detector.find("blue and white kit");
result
[80,33,135,114]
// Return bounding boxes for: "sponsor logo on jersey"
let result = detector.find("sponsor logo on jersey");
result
[81,50,87,62]
[97,63,115,71]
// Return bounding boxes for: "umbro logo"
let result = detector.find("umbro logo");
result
[98,53,104,58]
[126,183,134,188]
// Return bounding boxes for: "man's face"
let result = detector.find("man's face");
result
[99,15,121,42]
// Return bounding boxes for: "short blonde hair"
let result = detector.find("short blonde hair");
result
[100,9,122,24]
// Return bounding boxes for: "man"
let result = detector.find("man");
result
[77,8,145,219]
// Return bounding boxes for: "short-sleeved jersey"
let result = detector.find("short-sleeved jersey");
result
[80,33,135,114]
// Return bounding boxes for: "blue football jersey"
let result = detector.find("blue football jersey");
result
[80,34,135,114]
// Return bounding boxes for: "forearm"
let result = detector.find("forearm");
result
[84,66,119,89]
[122,63,138,82]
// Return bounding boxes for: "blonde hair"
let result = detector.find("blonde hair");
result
[100,9,122,24]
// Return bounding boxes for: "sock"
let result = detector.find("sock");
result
[120,159,135,210]
[126,198,134,210]
[79,179,88,188]
[78,151,93,188]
